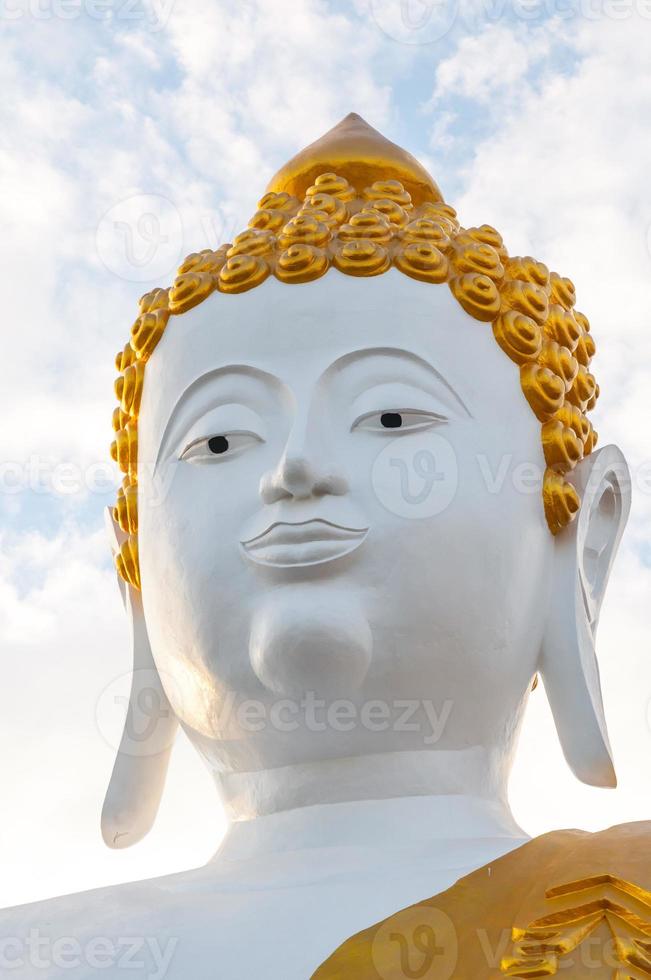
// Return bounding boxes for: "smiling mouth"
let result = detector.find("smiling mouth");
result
[240,519,369,568]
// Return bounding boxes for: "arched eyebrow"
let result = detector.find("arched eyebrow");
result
[323,346,473,419]
[154,346,471,469]
[154,364,283,469]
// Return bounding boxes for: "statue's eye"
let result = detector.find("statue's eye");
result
[352,410,446,433]
[208,436,229,454]
[180,432,262,463]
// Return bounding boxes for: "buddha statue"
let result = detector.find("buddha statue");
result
[3,114,648,979]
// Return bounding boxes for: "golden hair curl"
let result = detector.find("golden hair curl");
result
[111,174,599,589]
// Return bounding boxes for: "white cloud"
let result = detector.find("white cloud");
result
[162,0,392,194]
[429,23,555,105]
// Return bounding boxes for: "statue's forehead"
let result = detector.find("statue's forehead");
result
[139,270,526,450]
[145,270,510,387]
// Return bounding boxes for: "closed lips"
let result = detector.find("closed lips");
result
[240,519,369,568]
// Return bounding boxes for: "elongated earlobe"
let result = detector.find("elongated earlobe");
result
[101,509,179,849]
[539,445,631,788]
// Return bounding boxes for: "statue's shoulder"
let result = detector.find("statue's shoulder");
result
[0,867,206,978]
[312,821,651,979]
[1,869,187,928]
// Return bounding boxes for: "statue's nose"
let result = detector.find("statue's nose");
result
[259,452,349,504]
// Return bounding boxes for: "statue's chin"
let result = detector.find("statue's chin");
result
[248,585,373,699]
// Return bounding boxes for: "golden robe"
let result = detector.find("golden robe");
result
[312,822,651,979]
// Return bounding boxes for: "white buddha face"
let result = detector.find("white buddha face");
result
[137,270,554,774]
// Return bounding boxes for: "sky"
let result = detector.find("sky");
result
[1,0,651,910]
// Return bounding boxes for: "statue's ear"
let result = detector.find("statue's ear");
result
[540,445,631,788]
[101,508,179,848]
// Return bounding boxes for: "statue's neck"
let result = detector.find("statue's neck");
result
[214,795,526,879]
[215,747,524,848]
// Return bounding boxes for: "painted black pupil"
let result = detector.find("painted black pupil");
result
[208,436,229,455]
[381,412,403,429]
